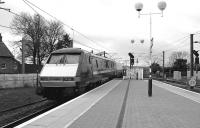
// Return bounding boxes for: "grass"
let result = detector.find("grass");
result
[0,87,44,112]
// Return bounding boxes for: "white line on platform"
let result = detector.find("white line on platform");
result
[153,80,200,103]
[15,80,121,128]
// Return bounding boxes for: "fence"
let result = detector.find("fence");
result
[0,74,38,88]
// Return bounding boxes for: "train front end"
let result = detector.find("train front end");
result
[39,48,82,99]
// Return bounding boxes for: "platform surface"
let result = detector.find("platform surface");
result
[16,79,200,128]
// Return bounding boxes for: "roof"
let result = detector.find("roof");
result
[52,48,114,61]
[0,40,14,58]
[52,48,83,54]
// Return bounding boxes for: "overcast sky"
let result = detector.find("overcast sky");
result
[1,0,200,66]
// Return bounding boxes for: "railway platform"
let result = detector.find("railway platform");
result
[16,79,200,128]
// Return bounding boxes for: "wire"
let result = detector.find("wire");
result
[22,0,38,14]
[164,37,189,52]
[1,9,102,55]
[23,0,72,29]
[73,40,100,52]
[23,0,115,52]
[164,35,189,51]
[0,24,18,30]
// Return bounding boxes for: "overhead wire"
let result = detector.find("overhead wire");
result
[22,0,38,14]
[5,0,197,61]
[0,24,17,30]
[73,40,100,52]
[1,0,102,53]
[23,0,114,53]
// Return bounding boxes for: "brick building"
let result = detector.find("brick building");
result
[0,33,19,74]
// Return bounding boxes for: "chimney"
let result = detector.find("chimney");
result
[0,33,2,42]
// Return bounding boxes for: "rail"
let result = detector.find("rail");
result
[1,100,62,128]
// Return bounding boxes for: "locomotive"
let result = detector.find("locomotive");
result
[38,48,123,99]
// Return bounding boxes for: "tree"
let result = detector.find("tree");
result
[151,62,162,74]
[42,20,65,54]
[168,51,189,67]
[11,13,47,65]
[172,59,187,72]
[10,12,68,65]
[56,34,73,50]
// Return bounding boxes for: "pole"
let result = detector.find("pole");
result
[190,34,194,89]
[190,34,194,78]
[148,13,152,97]
[163,51,165,79]
[36,14,40,87]
[22,38,25,74]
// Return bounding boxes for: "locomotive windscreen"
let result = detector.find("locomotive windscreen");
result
[47,54,80,64]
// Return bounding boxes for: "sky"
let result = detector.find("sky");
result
[1,0,200,66]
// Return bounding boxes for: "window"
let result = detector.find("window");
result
[48,54,80,64]
[1,63,6,69]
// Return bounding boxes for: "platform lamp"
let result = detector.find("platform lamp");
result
[135,1,167,97]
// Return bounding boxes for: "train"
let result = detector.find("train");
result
[37,48,124,99]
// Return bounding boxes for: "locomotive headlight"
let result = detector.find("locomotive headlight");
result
[63,77,74,81]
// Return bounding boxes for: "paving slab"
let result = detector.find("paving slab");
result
[68,80,129,128]
[122,80,200,128]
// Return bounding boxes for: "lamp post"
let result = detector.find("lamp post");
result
[135,1,167,97]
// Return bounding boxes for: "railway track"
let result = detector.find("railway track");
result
[0,92,78,127]
[0,80,114,128]
[154,77,200,93]
[1,101,59,128]
[0,99,48,114]
[0,99,64,128]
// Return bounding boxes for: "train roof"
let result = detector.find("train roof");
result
[52,48,83,54]
[52,48,115,62]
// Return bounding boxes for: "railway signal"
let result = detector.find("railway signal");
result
[128,53,134,69]
[193,50,199,64]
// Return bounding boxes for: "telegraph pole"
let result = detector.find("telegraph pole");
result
[36,14,40,87]
[163,51,165,79]
[21,37,25,74]
[190,34,194,78]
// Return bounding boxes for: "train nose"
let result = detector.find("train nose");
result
[40,64,79,77]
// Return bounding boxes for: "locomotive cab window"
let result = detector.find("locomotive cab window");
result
[47,54,80,64]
